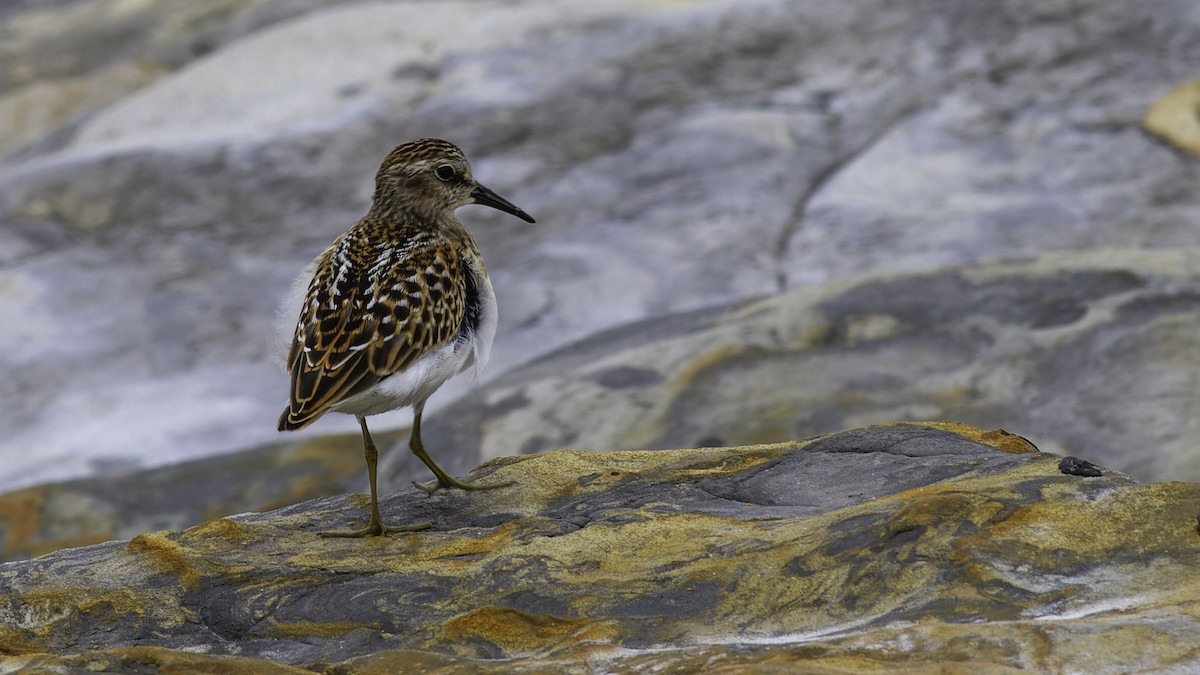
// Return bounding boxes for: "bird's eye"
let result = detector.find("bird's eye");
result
[434,164,456,182]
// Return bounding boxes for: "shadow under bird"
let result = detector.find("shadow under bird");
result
[277,138,535,537]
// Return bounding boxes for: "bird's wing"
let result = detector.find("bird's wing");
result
[279,231,467,430]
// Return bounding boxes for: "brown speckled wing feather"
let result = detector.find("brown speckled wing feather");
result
[279,224,466,430]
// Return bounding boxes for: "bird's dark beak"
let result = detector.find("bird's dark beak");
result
[471,183,536,223]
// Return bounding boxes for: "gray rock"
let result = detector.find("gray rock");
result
[416,250,1200,483]
[1,0,1198,491]
[0,0,356,160]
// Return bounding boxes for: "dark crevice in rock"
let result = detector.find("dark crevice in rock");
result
[774,102,925,292]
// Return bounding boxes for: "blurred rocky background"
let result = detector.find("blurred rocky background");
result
[2,0,1200,560]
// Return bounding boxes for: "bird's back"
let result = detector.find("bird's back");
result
[278,216,472,430]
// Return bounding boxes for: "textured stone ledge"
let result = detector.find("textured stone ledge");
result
[2,422,1197,673]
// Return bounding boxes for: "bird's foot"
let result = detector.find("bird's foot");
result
[319,518,432,538]
[412,474,514,496]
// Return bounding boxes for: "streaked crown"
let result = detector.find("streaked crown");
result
[368,138,535,225]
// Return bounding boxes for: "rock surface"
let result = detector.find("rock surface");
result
[2,0,1199,494]
[0,428,404,561]
[417,248,1200,485]
[1,423,1198,673]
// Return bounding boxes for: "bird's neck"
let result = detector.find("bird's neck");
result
[360,202,474,246]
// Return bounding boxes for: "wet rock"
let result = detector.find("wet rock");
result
[1,423,1197,673]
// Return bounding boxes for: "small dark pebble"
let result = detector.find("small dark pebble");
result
[1059,456,1103,477]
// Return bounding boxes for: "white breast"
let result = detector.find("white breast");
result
[331,337,476,417]
[464,260,498,373]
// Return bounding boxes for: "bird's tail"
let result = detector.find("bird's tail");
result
[277,407,323,432]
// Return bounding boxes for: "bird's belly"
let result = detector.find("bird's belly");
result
[330,337,477,418]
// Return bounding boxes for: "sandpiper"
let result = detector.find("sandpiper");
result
[278,138,535,537]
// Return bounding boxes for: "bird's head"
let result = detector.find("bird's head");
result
[371,138,535,224]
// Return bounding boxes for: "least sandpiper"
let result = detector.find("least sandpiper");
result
[278,138,534,537]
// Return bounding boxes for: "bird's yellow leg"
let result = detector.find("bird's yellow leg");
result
[408,402,513,496]
[321,416,432,537]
